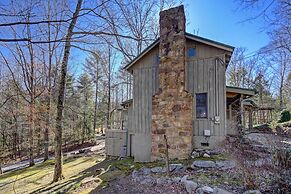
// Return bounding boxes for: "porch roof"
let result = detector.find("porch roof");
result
[226,86,256,98]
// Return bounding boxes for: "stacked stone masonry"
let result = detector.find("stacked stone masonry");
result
[151,5,193,161]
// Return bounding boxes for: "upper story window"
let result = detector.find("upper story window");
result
[196,93,207,118]
[188,48,196,58]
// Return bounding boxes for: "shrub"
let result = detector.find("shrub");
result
[278,110,291,123]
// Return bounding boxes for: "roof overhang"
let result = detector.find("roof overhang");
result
[185,33,234,52]
[242,99,258,108]
[226,86,256,98]
[123,33,234,71]
[123,39,159,71]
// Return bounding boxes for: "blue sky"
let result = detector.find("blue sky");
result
[185,0,269,54]
[70,0,271,75]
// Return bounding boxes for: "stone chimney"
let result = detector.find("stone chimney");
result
[151,5,193,161]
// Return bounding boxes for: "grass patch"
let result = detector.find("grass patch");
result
[0,155,104,194]
[189,171,244,187]
[99,170,125,181]
[105,157,191,178]
[192,154,229,162]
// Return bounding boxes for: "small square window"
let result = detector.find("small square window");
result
[196,93,207,118]
[188,48,196,57]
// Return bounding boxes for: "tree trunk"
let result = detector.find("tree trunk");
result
[29,99,35,166]
[279,63,286,111]
[44,3,52,161]
[44,92,51,161]
[36,127,42,157]
[82,110,86,144]
[93,74,98,134]
[52,0,83,183]
[106,47,111,132]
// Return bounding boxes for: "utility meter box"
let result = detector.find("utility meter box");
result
[204,129,211,137]
[214,116,220,124]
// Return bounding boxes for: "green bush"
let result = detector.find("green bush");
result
[278,110,291,123]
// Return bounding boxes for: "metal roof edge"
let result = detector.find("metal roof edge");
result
[123,39,159,71]
[226,86,257,96]
[185,33,234,52]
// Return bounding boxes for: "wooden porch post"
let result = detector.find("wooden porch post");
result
[248,109,253,130]
[240,95,245,130]
[229,104,232,120]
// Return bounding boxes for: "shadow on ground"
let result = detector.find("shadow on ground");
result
[30,158,114,194]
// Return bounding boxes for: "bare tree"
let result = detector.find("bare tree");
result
[268,49,291,110]
[0,12,48,166]
[53,0,83,182]
[84,52,103,133]
[238,0,290,53]
[42,0,65,161]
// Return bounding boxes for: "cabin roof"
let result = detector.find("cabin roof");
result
[123,32,235,71]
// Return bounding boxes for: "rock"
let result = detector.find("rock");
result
[140,176,155,184]
[156,177,173,184]
[132,170,140,182]
[191,160,216,168]
[170,163,185,172]
[140,167,151,175]
[254,157,272,167]
[275,125,285,135]
[192,151,200,158]
[203,153,211,158]
[216,160,236,170]
[242,190,262,194]
[151,166,166,173]
[195,188,203,194]
[213,187,233,194]
[156,177,166,184]
[254,159,263,167]
[181,175,198,194]
[172,177,181,182]
[170,164,184,172]
[200,186,214,193]
[208,150,220,156]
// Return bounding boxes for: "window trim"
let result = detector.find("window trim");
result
[196,93,208,119]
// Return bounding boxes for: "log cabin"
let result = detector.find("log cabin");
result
[105,5,256,162]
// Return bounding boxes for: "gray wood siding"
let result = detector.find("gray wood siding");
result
[127,39,231,151]
[131,46,159,135]
[186,41,227,138]
[185,38,228,140]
